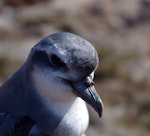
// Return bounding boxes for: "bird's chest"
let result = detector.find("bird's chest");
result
[52,98,89,136]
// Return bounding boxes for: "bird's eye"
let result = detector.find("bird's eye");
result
[50,54,64,67]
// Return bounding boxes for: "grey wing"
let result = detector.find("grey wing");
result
[13,116,35,136]
[0,113,34,136]
[0,112,17,135]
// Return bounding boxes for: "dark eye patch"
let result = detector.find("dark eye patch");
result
[50,54,65,67]
[31,50,66,71]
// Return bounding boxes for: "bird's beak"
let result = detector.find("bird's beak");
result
[72,76,103,117]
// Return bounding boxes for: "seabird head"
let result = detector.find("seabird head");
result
[27,32,103,117]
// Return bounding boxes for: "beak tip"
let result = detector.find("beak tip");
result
[99,113,102,118]
[96,100,104,118]
[98,110,103,118]
[72,79,104,118]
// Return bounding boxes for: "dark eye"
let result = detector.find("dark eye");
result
[50,54,64,67]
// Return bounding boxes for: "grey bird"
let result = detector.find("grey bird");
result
[0,32,103,136]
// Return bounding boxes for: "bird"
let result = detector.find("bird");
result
[0,32,103,136]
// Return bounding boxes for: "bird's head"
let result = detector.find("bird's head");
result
[27,32,103,117]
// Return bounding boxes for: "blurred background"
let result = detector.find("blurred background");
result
[0,0,150,136]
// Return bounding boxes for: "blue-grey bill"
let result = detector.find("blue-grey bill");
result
[72,80,103,117]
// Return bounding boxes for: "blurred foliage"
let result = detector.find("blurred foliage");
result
[0,55,22,83]
[95,46,119,79]
[0,55,10,82]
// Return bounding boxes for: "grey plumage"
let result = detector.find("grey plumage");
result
[0,32,103,136]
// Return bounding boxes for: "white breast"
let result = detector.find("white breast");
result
[54,98,89,136]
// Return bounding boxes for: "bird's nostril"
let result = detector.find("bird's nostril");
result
[83,77,94,87]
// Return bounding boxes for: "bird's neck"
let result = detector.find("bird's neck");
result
[45,97,78,115]
[0,65,29,90]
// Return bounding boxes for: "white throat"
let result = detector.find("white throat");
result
[31,67,89,135]
[31,67,76,102]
